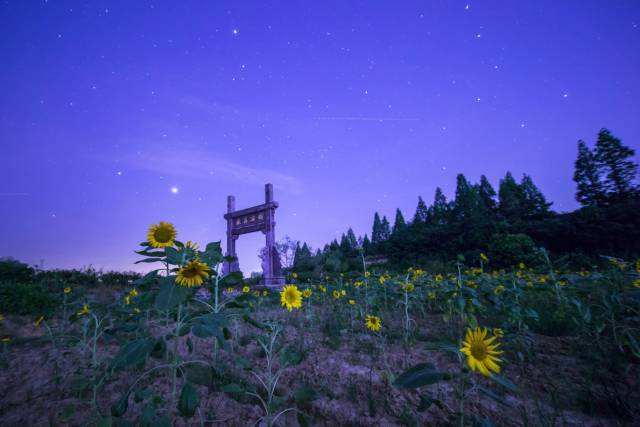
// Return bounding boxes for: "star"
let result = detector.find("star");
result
[171,187,179,194]
[232,29,239,35]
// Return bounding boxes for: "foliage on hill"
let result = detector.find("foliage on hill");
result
[292,128,640,275]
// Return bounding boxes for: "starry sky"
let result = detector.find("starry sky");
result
[1,1,639,273]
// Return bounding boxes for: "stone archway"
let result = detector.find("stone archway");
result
[222,183,285,288]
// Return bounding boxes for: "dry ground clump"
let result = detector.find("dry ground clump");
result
[0,288,638,427]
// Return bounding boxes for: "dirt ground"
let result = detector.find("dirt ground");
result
[0,290,638,426]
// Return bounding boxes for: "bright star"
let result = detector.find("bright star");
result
[232,29,239,35]
[171,187,179,194]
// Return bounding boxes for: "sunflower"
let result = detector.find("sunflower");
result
[63,287,71,294]
[634,279,640,289]
[365,314,382,332]
[341,289,346,296]
[365,271,371,278]
[242,286,250,293]
[176,259,210,287]
[333,290,340,299]
[460,327,503,376]
[494,285,505,295]
[280,284,302,312]
[348,299,355,305]
[185,240,199,251]
[302,289,312,298]
[493,327,504,338]
[480,252,488,262]
[147,221,177,248]
[77,304,90,316]
[34,316,44,327]
[435,274,443,282]
[402,283,415,293]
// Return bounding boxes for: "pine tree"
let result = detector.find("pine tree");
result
[452,174,474,221]
[380,216,391,240]
[594,128,638,200]
[392,208,407,233]
[478,175,497,211]
[574,140,604,206]
[362,234,371,251]
[520,174,552,217]
[346,228,358,249]
[430,187,449,225]
[372,212,383,243]
[412,196,429,223]
[498,171,523,221]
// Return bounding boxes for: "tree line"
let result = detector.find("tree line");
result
[292,128,639,274]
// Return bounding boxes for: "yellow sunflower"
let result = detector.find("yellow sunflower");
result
[402,283,415,293]
[242,286,250,293]
[348,299,355,305]
[63,287,71,294]
[333,290,340,299]
[280,284,302,312]
[494,285,505,295]
[634,279,640,289]
[147,221,177,248]
[302,289,312,298]
[185,240,199,251]
[176,259,210,287]
[365,314,382,332]
[77,304,90,316]
[460,327,503,376]
[480,252,488,262]
[34,316,44,327]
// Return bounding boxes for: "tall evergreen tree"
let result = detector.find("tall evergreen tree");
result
[452,174,475,222]
[392,208,407,233]
[412,196,429,223]
[380,216,391,240]
[574,140,605,206]
[478,175,497,211]
[362,234,371,252]
[371,212,383,243]
[520,174,552,217]
[346,228,358,249]
[430,187,449,225]
[594,128,638,200]
[498,171,523,221]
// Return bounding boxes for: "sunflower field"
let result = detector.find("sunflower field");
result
[1,222,639,426]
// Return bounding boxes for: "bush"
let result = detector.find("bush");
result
[488,233,543,269]
[0,257,35,283]
[0,281,59,316]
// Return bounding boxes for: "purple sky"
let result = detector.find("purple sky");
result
[1,1,639,273]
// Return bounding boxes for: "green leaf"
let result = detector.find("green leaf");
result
[154,279,186,310]
[280,345,303,366]
[178,382,199,418]
[424,341,458,353]
[220,383,243,393]
[200,241,223,266]
[416,393,433,412]
[135,258,164,264]
[220,271,244,286]
[190,313,229,350]
[135,250,166,257]
[392,363,445,389]
[236,356,252,370]
[96,417,113,427]
[164,247,183,265]
[111,338,154,371]
[185,364,214,386]
[111,392,130,417]
[294,383,317,404]
[489,374,518,393]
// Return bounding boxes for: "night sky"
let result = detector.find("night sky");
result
[1,1,639,273]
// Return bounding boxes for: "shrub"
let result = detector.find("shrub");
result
[0,257,35,283]
[488,233,543,269]
[0,281,59,316]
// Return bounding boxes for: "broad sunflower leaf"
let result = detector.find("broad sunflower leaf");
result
[178,381,199,418]
[392,363,445,389]
[220,383,243,393]
[111,338,154,371]
[220,271,244,286]
[164,247,183,265]
[111,392,130,417]
[135,258,164,264]
[154,279,186,310]
[294,383,318,403]
[184,363,215,386]
[477,385,511,406]
[201,242,223,266]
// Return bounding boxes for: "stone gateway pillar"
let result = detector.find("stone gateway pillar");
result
[222,183,285,288]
